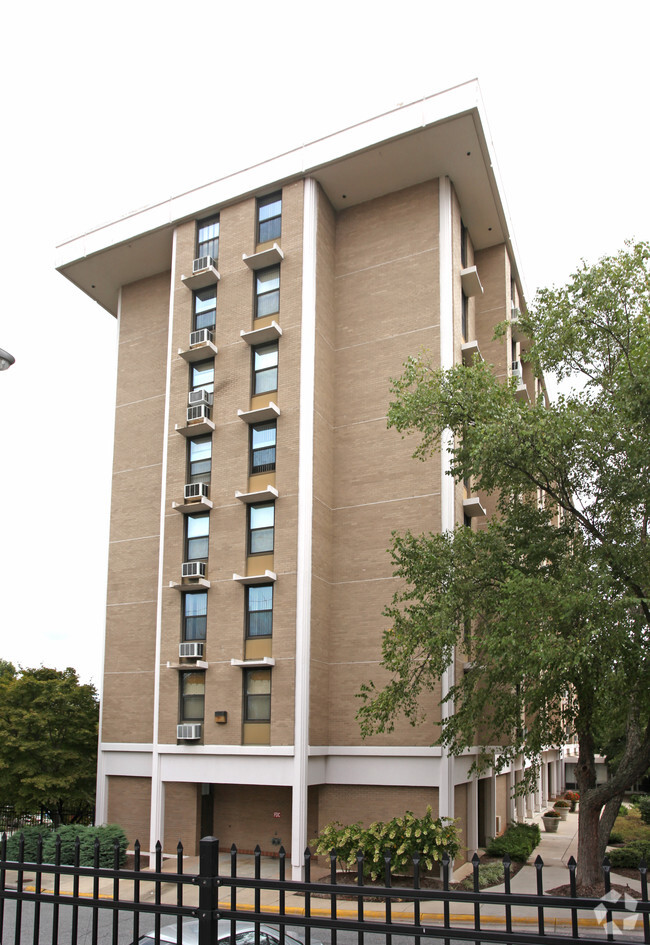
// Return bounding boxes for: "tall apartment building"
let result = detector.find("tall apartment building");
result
[57,82,560,876]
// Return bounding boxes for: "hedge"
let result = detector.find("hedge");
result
[485,822,540,862]
[607,841,650,869]
[4,824,128,867]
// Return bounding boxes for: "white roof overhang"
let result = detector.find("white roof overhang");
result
[56,80,524,317]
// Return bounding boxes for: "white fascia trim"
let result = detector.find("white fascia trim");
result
[291,178,318,878]
[309,745,442,757]
[101,743,295,756]
[56,82,482,266]
[148,228,177,855]
[101,743,156,752]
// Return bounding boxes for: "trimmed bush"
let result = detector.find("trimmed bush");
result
[607,841,650,869]
[618,804,629,817]
[5,824,128,867]
[635,796,650,825]
[608,830,624,845]
[460,863,505,890]
[311,807,460,880]
[485,822,541,862]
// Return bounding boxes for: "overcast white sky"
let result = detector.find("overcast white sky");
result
[0,0,648,689]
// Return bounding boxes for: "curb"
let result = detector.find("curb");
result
[19,888,617,929]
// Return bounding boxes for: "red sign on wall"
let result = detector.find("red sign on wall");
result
[273,811,281,818]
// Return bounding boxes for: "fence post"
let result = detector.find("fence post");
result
[198,837,220,945]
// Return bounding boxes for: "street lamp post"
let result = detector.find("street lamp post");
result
[0,348,15,371]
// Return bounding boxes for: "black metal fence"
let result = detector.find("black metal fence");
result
[0,805,94,834]
[1,834,649,945]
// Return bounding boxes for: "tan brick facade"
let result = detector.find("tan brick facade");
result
[97,177,515,855]
[106,776,151,849]
[58,93,557,870]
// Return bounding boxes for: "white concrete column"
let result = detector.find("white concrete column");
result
[505,771,516,824]
[515,768,525,821]
[467,777,479,853]
[488,772,497,840]
[291,178,318,880]
[438,175,455,821]
[149,227,178,855]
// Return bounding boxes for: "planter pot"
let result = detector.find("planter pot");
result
[553,806,569,821]
[542,816,560,833]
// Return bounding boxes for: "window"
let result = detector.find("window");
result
[186,513,209,561]
[197,216,219,260]
[255,265,280,319]
[246,584,273,638]
[244,668,271,721]
[257,192,281,243]
[180,671,205,721]
[188,435,211,484]
[253,342,278,395]
[249,503,274,555]
[194,287,217,332]
[183,592,207,640]
[191,359,214,394]
[461,291,468,343]
[250,421,276,474]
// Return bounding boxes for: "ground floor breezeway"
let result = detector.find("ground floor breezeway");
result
[98,746,562,876]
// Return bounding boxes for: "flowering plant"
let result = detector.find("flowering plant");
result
[543,809,560,818]
[311,807,460,879]
[564,791,580,801]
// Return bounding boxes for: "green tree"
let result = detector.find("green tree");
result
[0,665,99,826]
[357,242,650,890]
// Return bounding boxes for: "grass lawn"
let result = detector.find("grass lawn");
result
[611,807,650,843]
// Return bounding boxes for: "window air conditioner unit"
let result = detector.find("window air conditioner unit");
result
[184,482,209,501]
[188,389,214,408]
[189,328,213,347]
[179,641,204,659]
[193,256,216,274]
[182,561,206,579]
[512,360,523,384]
[187,404,211,423]
[177,723,202,740]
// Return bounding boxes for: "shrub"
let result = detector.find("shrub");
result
[5,824,128,867]
[618,804,629,817]
[636,796,650,825]
[607,841,650,869]
[553,800,571,808]
[311,807,460,880]
[485,822,541,862]
[460,863,504,890]
[608,831,624,845]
